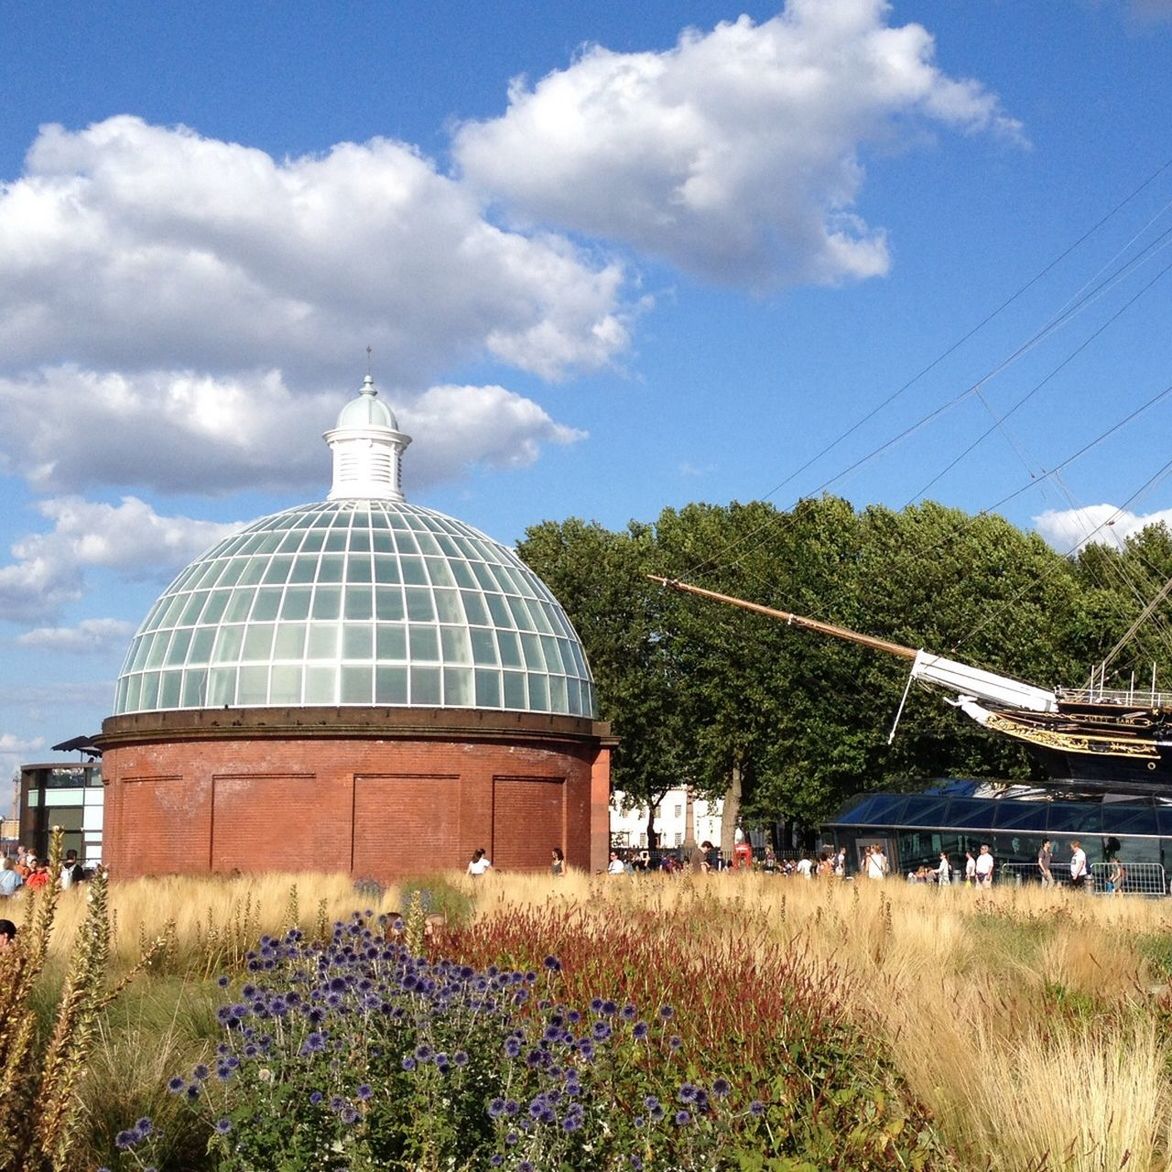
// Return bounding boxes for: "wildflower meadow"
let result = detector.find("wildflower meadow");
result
[4,837,1172,1171]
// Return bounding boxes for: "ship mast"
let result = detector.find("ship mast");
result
[649,576,1058,715]
[647,576,918,660]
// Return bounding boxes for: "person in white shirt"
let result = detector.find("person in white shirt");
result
[865,846,887,880]
[795,853,813,878]
[964,851,977,886]
[607,852,626,875]
[974,844,995,887]
[467,848,492,877]
[935,852,951,887]
[1069,840,1089,889]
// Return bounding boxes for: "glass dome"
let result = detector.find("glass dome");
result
[113,499,597,718]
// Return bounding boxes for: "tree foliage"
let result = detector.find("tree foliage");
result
[517,500,1172,830]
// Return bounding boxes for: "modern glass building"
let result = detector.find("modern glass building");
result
[825,783,1172,880]
[19,762,104,864]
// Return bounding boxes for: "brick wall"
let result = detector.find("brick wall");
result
[100,713,612,880]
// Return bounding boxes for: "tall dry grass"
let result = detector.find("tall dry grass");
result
[9,866,1172,1169]
[469,873,1172,1171]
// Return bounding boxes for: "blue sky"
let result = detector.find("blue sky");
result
[1,0,1171,793]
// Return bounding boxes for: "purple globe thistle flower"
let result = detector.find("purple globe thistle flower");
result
[309,1091,324,1105]
[216,975,230,988]
[601,1000,617,1016]
[632,1021,649,1040]
[712,1077,731,1099]
[114,1130,139,1150]
[659,1005,674,1020]
[135,1118,153,1137]
[678,1084,696,1103]
[630,1157,644,1171]
[620,1003,637,1020]
[504,1038,522,1058]
[490,1157,503,1168]
[591,1021,612,1042]
[675,1110,691,1126]
[356,1084,373,1101]
[669,1036,682,1051]
[543,955,562,971]
[749,1100,766,1117]
[453,1050,469,1067]
[166,1076,186,1094]
[589,997,604,1013]
[414,1044,432,1061]
[214,1118,232,1135]
[489,1098,506,1119]
[185,1085,201,1102]
[401,1057,416,1072]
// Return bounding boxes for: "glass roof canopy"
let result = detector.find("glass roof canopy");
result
[113,499,597,719]
[827,791,1172,839]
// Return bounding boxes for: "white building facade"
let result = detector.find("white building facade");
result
[609,786,725,849]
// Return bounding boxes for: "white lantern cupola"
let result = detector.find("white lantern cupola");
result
[324,374,412,501]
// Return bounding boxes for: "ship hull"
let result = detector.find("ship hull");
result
[965,700,1172,794]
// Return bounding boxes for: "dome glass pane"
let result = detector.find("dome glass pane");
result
[114,501,596,718]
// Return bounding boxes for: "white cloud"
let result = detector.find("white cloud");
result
[0,496,245,623]
[17,618,136,654]
[1129,0,1172,24]
[399,384,586,485]
[1033,504,1172,553]
[0,116,630,386]
[0,733,46,790]
[454,0,1021,288]
[0,367,588,497]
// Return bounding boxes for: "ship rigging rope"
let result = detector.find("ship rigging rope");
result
[902,250,1172,507]
[954,451,1172,656]
[678,161,1172,587]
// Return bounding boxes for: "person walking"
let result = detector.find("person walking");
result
[1037,839,1054,887]
[1070,840,1090,890]
[935,851,951,888]
[974,844,995,888]
[467,848,492,877]
[550,847,565,877]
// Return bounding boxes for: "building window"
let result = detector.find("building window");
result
[673,804,682,818]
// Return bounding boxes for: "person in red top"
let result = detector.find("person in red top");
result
[733,839,753,871]
[25,858,50,891]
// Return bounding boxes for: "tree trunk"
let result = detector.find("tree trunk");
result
[720,759,742,860]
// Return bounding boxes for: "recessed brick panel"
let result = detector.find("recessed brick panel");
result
[212,774,318,872]
[492,775,564,871]
[353,775,459,877]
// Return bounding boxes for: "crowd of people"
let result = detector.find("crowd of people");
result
[0,846,87,899]
[593,836,1129,891]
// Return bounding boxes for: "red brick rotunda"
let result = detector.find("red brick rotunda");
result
[98,376,614,880]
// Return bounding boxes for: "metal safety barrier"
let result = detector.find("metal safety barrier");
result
[1090,860,1166,897]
